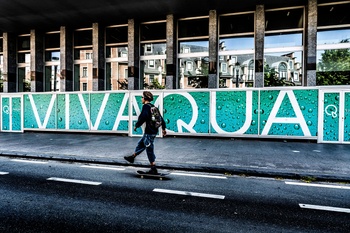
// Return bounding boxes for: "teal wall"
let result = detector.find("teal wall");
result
[1,88,349,143]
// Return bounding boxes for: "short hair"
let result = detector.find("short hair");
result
[143,91,153,101]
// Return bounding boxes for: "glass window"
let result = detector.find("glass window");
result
[141,22,166,41]
[74,29,92,46]
[264,51,303,85]
[316,2,350,86]
[265,8,304,31]
[219,13,255,88]
[45,33,60,49]
[140,21,166,89]
[106,26,128,44]
[178,18,209,38]
[220,13,254,35]
[316,49,350,85]
[0,38,3,52]
[317,29,350,45]
[318,3,350,27]
[179,41,209,54]
[106,25,128,91]
[17,36,30,51]
[265,33,302,48]
[45,65,60,92]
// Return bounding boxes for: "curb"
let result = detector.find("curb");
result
[1,152,349,183]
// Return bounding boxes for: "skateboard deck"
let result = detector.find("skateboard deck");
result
[136,170,169,180]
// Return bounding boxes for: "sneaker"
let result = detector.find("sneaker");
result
[124,155,135,163]
[146,167,158,175]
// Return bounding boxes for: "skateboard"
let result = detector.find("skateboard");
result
[136,170,169,180]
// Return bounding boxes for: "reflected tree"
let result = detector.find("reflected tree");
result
[317,39,350,85]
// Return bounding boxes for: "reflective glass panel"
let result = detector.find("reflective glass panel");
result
[106,26,128,44]
[219,37,254,51]
[220,13,254,35]
[45,51,60,62]
[74,63,92,91]
[141,43,166,56]
[265,33,302,48]
[17,36,30,51]
[45,65,60,91]
[264,51,303,86]
[0,38,3,52]
[178,18,209,38]
[219,54,254,88]
[318,3,350,27]
[18,67,31,92]
[74,48,93,60]
[178,56,209,89]
[141,23,166,41]
[45,33,60,49]
[74,30,92,46]
[106,46,128,58]
[317,29,350,45]
[141,59,166,89]
[265,8,303,31]
[179,41,209,54]
[18,53,30,63]
[0,67,3,92]
[316,48,350,85]
[106,62,128,90]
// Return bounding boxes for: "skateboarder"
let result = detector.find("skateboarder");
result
[124,91,167,174]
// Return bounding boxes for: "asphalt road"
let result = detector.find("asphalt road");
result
[0,157,349,233]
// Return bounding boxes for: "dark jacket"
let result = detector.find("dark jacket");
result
[135,103,166,134]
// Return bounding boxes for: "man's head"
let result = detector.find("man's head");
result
[143,91,153,102]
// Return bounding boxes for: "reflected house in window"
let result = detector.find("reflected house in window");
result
[219,55,254,88]
[179,44,209,88]
[142,43,166,88]
[265,52,302,84]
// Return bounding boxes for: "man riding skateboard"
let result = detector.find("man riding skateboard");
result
[124,91,167,174]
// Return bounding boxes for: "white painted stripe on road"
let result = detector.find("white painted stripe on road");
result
[286,181,350,190]
[11,159,48,164]
[0,172,9,175]
[81,165,125,171]
[171,172,227,179]
[299,204,350,214]
[153,188,225,200]
[47,177,102,186]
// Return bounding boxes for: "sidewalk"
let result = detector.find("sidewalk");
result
[1,132,349,182]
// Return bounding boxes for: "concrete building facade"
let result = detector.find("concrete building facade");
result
[0,0,349,93]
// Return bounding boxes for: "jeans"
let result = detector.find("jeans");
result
[134,134,157,163]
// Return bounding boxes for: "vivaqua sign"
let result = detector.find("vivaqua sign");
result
[1,88,349,143]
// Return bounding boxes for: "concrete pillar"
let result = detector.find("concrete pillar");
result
[128,19,140,90]
[208,10,218,89]
[254,5,265,88]
[305,0,317,86]
[92,23,105,91]
[30,30,44,92]
[166,14,177,89]
[60,26,73,92]
[2,33,17,92]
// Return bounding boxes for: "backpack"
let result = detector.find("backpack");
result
[148,104,163,129]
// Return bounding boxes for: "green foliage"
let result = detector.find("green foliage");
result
[144,79,165,89]
[264,64,294,87]
[316,44,350,85]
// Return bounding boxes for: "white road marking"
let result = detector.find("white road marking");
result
[11,159,48,164]
[286,181,350,190]
[81,165,125,171]
[153,188,225,200]
[171,172,227,179]
[0,172,9,175]
[47,177,101,186]
[299,204,350,214]
[292,150,300,153]
[313,150,321,153]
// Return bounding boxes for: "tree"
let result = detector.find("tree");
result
[264,64,294,87]
[317,39,350,85]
